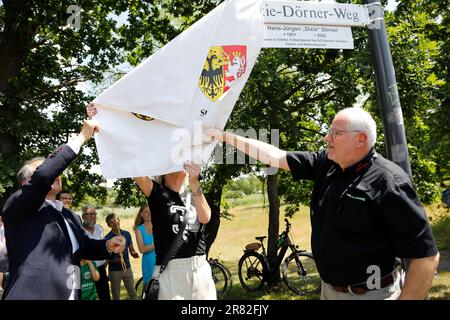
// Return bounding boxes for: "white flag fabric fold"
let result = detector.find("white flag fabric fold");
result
[94,105,217,178]
[93,0,263,178]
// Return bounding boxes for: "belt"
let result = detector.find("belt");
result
[331,273,395,295]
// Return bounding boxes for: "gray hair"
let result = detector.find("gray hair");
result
[17,157,45,185]
[81,204,95,215]
[335,107,377,148]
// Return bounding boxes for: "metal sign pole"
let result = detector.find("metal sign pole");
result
[364,0,411,278]
[364,0,412,177]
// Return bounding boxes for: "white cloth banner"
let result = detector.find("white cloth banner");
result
[93,0,263,178]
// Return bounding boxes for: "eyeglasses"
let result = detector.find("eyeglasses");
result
[326,128,360,139]
[60,197,73,201]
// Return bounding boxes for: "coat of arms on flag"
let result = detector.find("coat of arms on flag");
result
[199,45,247,102]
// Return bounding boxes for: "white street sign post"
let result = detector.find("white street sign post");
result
[263,24,354,49]
[262,0,369,27]
[261,1,371,49]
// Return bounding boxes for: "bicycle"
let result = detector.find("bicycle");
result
[208,257,233,299]
[238,218,321,296]
[135,276,145,299]
[134,257,233,299]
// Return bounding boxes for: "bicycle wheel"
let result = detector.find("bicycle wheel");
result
[134,277,145,299]
[209,260,232,299]
[282,252,321,296]
[238,251,266,291]
[224,262,233,293]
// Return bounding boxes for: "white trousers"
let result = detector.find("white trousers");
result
[156,254,217,300]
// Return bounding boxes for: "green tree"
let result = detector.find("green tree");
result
[395,0,450,185]
[0,0,219,207]
[372,0,449,202]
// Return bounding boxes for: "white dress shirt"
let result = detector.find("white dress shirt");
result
[83,224,106,267]
[0,224,7,258]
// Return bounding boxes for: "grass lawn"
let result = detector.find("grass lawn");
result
[90,198,450,300]
[423,204,450,300]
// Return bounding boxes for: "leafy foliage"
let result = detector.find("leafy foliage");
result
[0,0,448,211]
[0,0,219,206]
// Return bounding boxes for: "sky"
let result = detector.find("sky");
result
[386,0,399,12]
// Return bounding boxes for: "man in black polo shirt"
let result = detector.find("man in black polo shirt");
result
[205,107,439,300]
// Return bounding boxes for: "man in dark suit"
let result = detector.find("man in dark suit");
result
[2,119,126,300]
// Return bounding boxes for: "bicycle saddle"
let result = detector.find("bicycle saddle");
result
[245,242,262,251]
[255,236,266,241]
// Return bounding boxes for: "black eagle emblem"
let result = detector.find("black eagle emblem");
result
[199,47,225,102]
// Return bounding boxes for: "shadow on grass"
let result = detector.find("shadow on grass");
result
[429,283,450,300]
[222,282,320,300]
[220,260,320,300]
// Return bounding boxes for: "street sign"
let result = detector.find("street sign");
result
[262,0,369,27]
[263,23,354,49]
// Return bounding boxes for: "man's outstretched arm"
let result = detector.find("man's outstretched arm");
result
[205,128,290,170]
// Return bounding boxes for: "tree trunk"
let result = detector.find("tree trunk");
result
[0,1,37,91]
[0,1,38,207]
[204,186,223,256]
[266,173,281,286]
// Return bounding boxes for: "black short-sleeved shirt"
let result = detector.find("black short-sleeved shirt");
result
[147,181,206,265]
[287,149,438,286]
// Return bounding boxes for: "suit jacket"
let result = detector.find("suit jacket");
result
[2,144,112,300]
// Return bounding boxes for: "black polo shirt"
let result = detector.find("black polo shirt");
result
[287,149,438,286]
[147,181,207,265]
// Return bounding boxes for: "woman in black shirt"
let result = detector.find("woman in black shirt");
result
[134,163,216,300]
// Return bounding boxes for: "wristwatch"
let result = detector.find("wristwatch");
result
[192,187,203,196]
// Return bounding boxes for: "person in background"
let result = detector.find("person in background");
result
[80,259,100,300]
[56,190,82,225]
[56,190,73,209]
[133,204,156,287]
[105,213,139,300]
[82,205,111,300]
